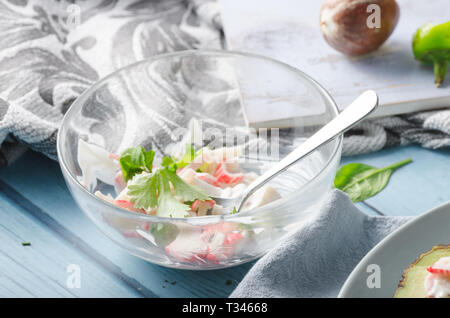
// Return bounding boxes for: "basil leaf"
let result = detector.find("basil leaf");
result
[334,158,412,202]
[119,147,155,181]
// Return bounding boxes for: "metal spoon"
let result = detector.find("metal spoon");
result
[213,90,379,212]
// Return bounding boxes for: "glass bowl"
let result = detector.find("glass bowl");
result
[57,50,342,270]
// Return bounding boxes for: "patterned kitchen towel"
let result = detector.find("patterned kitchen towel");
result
[0,0,222,164]
[0,0,449,165]
[230,189,411,298]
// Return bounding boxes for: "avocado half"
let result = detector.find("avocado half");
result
[394,245,450,298]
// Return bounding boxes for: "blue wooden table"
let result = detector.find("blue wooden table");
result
[0,145,449,297]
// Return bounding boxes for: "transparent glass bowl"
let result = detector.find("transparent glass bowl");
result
[57,50,342,270]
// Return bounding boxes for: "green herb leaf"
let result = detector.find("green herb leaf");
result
[161,156,176,168]
[160,168,210,202]
[119,147,155,181]
[334,158,412,202]
[150,223,179,246]
[127,172,159,209]
[143,150,155,171]
[22,242,31,246]
[230,206,238,215]
[157,190,191,218]
[127,167,210,218]
[161,144,196,171]
[177,144,196,168]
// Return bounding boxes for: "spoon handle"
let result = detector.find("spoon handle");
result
[238,90,379,211]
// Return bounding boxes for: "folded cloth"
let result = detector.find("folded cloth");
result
[342,111,450,156]
[0,0,449,165]
[230,190,411,298]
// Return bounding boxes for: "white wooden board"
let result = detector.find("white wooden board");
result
[219,0,450,119]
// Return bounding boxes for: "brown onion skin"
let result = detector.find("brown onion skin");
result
[320,0,400,56]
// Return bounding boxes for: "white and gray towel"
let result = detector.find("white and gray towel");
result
[0,0,449,165]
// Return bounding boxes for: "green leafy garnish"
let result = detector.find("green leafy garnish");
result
[161,156,176,169]
[161,144,196,171]
[22,242,31,246]
[178,144,196,168]
[119,147,155,181]
[127,167,210,218]
[150,223,179,246]
[334,158,412,202]
[119,144,209,217]
[230,206,238,215]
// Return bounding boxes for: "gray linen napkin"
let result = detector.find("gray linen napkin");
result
[230,190,411,298]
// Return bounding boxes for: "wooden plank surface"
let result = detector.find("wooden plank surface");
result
[0,144,448,297]
[0,151,250,298]
[0,188,141,297]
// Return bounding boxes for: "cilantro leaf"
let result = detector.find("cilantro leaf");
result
[150,223,179,245]
[177,144,196,168]
[161,156,176,168]
[160,168,210,202]
[127,167,211,218]
[143,150,155,170]
[161,144,196,171]
[127,173,159,209]
[119,147,155,181]
[157,191,190,218]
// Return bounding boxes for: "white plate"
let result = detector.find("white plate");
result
[338,201,450,298]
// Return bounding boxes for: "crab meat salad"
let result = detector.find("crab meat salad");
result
[77,139,280,218]
[76,139,282,265]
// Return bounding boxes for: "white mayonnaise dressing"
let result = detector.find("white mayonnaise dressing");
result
[425,257,450,298]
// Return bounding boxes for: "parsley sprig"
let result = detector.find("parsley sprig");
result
[119,146,210,217]
[119,147,155,181]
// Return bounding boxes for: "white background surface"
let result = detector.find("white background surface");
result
[219,0,450,117]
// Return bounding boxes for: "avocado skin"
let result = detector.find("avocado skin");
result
[394,245,450,298]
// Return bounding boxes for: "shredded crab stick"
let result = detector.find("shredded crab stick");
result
[424,257,450,298]
[165,223,244,264]
[427,266,450,276]
[190,199,216,216]
[115,200,146,213]
[109,153,120,160]
[114,171,127,194]
[214,162,244,185]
